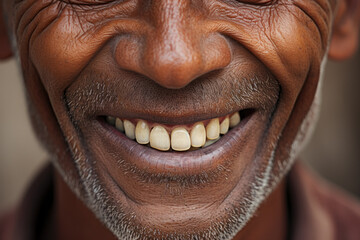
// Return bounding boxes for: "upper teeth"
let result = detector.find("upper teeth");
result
[105,113,241,152]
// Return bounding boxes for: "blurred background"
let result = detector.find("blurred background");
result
[1,51,360,215]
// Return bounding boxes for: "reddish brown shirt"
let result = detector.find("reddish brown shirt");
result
[1,162,360,240]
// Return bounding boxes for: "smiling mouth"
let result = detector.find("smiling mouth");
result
[65,64,279,176]
[102,110,252,152]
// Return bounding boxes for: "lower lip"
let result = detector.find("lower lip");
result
[94,112,256,176]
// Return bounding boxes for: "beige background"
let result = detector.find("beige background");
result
[1,52,360,215]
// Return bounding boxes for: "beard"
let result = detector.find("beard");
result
[57,147,276,240]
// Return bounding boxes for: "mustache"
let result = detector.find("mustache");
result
[64,66,280,124]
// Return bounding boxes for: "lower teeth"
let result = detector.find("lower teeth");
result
[203,137,221,148]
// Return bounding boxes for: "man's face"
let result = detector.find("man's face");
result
[2,0,343,238]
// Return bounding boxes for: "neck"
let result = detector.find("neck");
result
[53,171,117,240]
[53,171,288,240]
[233,179,288,240]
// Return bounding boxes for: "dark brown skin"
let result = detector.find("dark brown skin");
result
[55,171,287,240]
[1,0,360,239]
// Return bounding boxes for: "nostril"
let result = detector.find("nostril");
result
[141,52,205,89]
[115,35,143,75]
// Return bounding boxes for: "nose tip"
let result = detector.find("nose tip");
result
[114,2,231,89]
[140,36,219,89]
[144,41,203,89]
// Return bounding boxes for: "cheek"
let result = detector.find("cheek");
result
[209,2,330,100]
[30,7,96,95]
[27,1,139,98]
[252,9,325,96]
[264,12,318,94]
[14,1,79,98]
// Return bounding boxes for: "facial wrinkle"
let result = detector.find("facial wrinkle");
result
[292,0,331,49]
[279,55,327,175]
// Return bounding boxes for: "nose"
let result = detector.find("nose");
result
[114,1,231,89]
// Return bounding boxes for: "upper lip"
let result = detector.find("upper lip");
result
[65,68,278,126]
[102,108,241,126]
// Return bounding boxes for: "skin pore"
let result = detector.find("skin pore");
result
[1,0,359,239]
